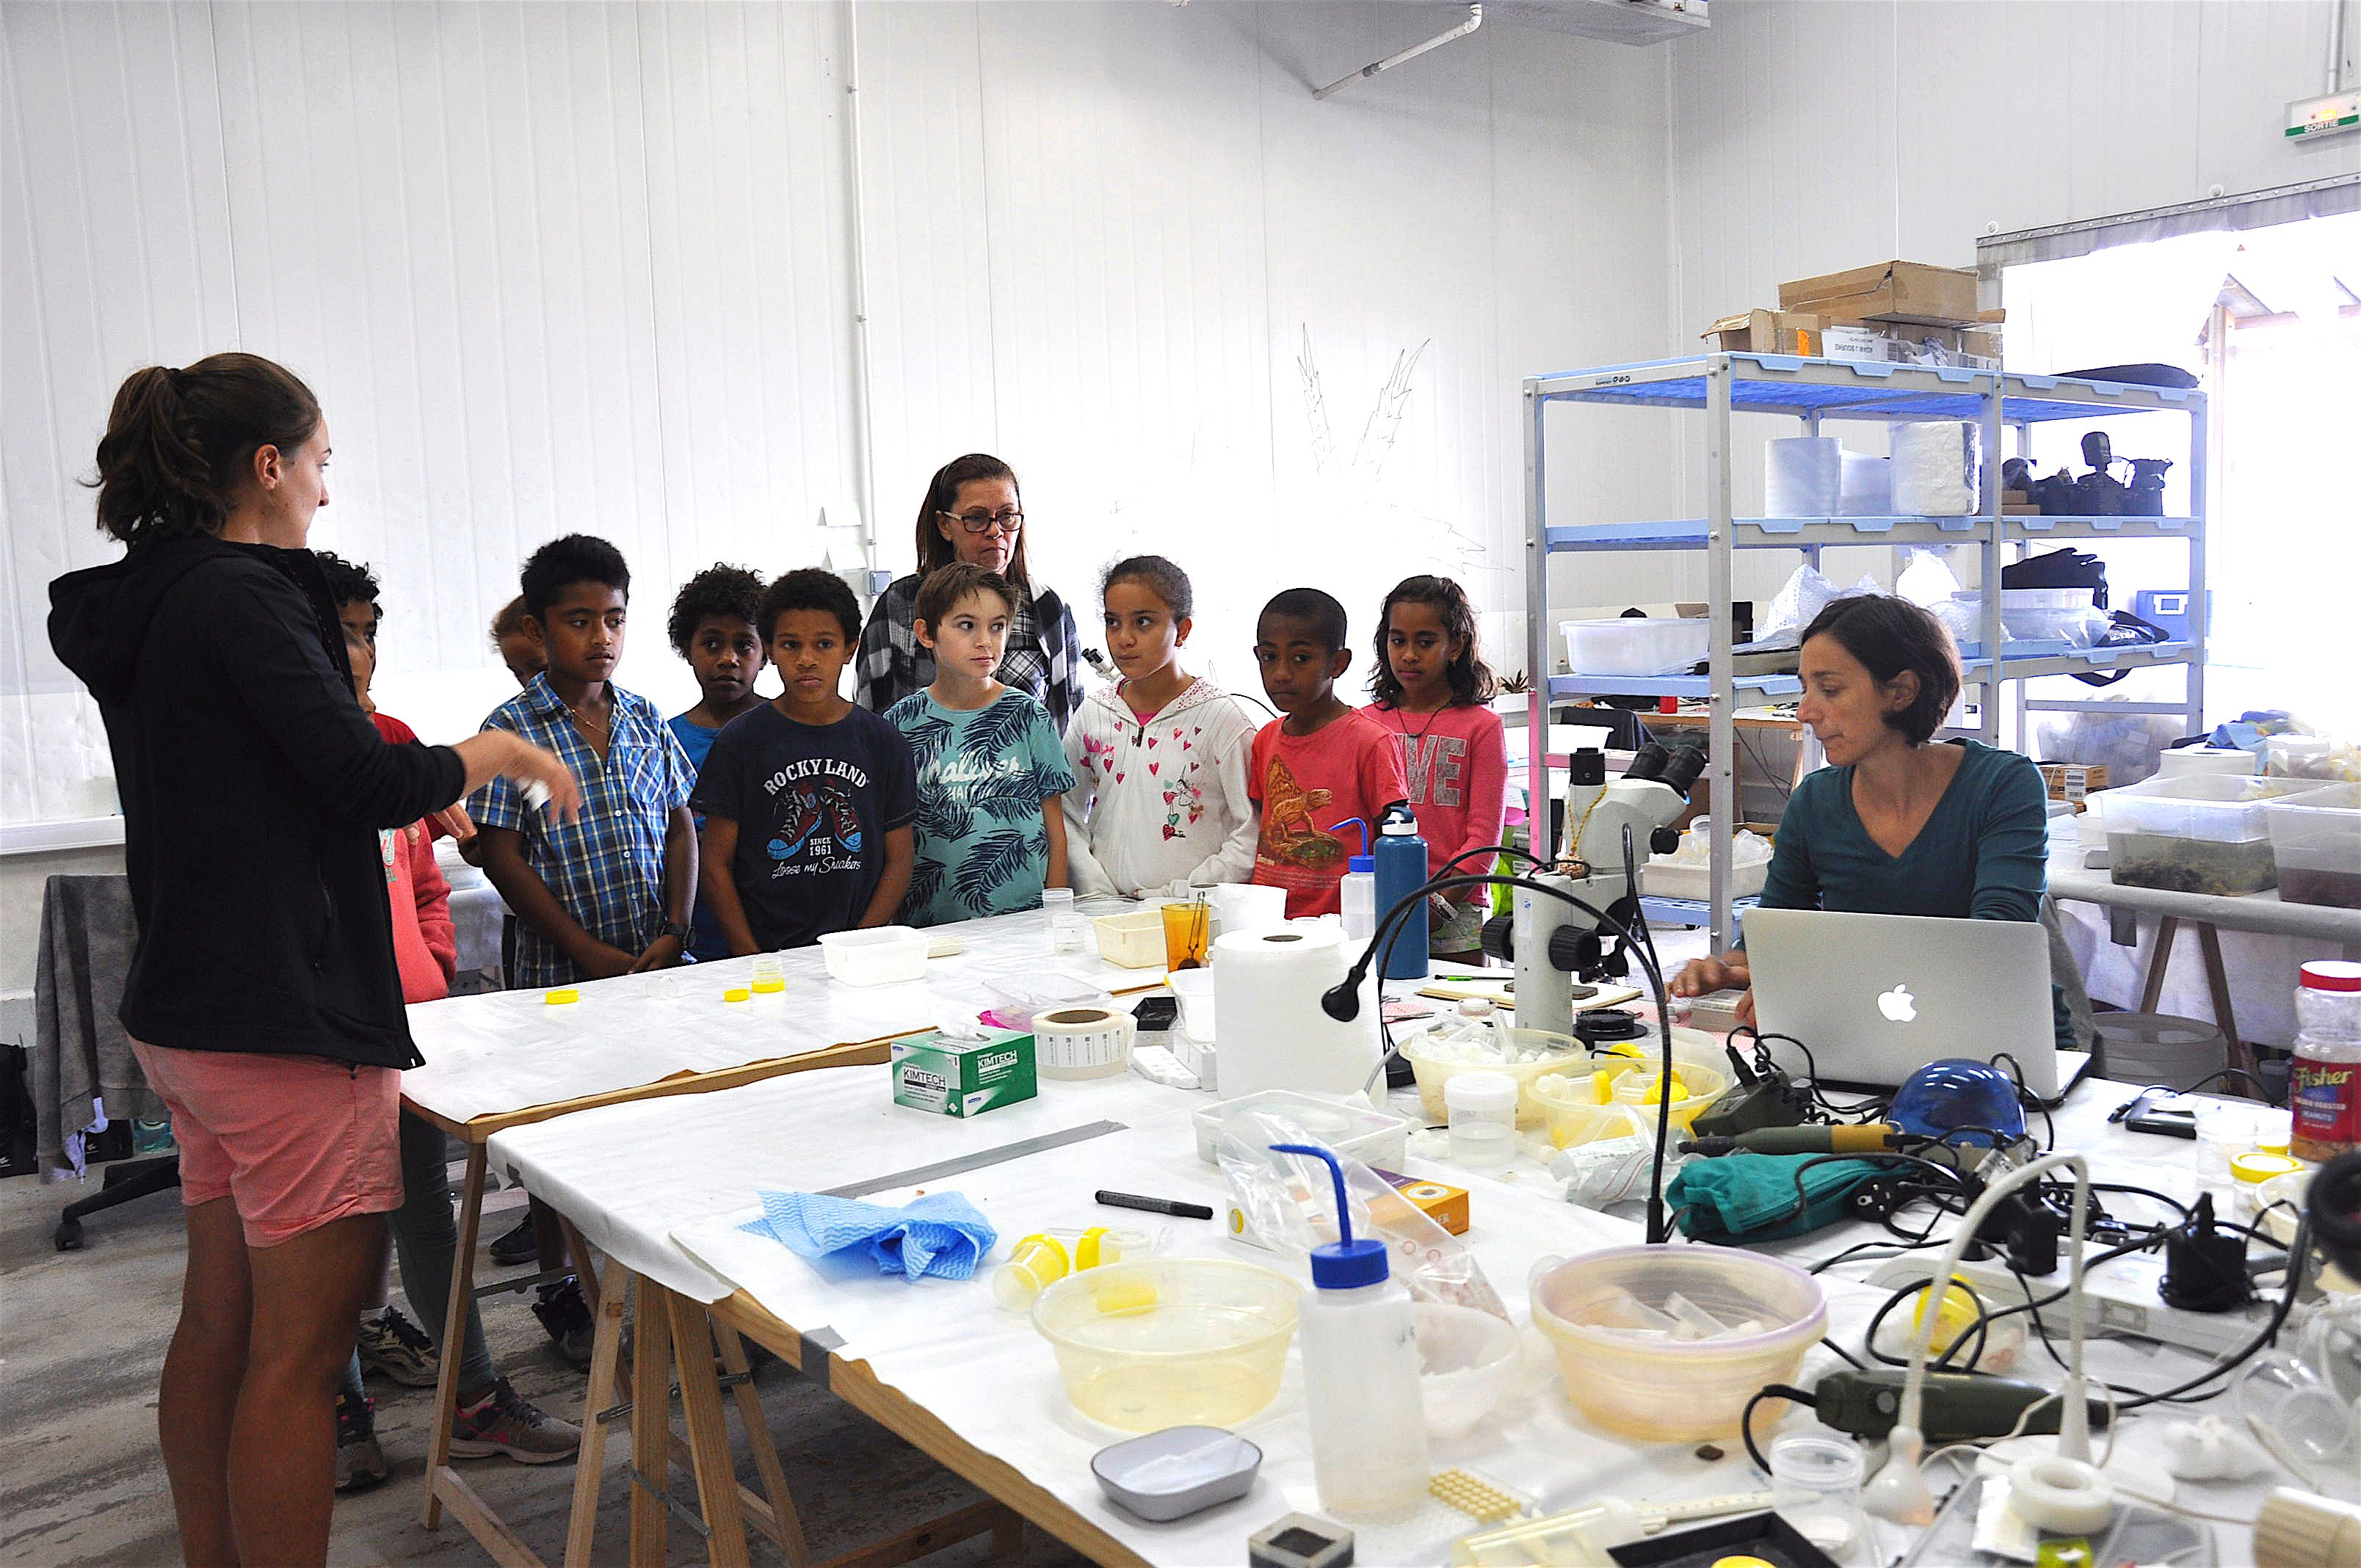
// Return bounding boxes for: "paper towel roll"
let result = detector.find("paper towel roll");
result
[1837,450,1893,517]
[1211,926,1380,1101]
[1033,1006,1136,1080]
[1890,421,1981,515]
[1765,436,1842,518]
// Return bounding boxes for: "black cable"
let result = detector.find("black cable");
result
[2086,1182,2189,1221]
[1741,1383,1818,1474]
[1818,1335,1868,1369]
[1989,1051,2056,1150]
[1861,1276,1993,1373]
[1349,866,1680,1239]
[2111,1214,2312,1412]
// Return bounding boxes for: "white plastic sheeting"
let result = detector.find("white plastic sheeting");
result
[402,900,1164,1125]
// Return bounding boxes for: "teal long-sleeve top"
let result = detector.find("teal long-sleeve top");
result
[1749,738,2070,1051]
[1756,738,2049,922]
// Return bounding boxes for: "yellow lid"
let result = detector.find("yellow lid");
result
[723,987,752,1003]
[1910,1278,1981,1356]
[2232,1152,2304,1184]
[1074,1227,1111,1270]
[545,988,580,1005]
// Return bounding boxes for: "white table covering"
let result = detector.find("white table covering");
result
[492,1053,1921,1566]
[404,899,1166,1125]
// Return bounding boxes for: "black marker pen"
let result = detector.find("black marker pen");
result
[1095,1189,1214,1220]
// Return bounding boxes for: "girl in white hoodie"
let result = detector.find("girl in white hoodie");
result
[1063,556,1260,898]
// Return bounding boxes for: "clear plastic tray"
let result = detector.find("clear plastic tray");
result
[2266,781,2361,909]
[1192,1089,1412,1169]
[1559,617,1709,678]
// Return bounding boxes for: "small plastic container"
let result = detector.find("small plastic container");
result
[818,926,929,986]
[1444,1072,1519,1170]
[1559,617,1709,678]
[1770,1432,1871,1564]
[1163,899,1212,971]
[2193,1100,2257,1181]
[2252,1107,2293,1155]
[1169,968,1216,1042]
[750,953,785,995]
[1400,1027,1589,1128]
[977,969,1114,1033]
[2099,774,2318,896]
[1413,1301,1523,1440]
[1042,887,1086,953]
[1529,1246,1826,1442]
[1092,910,1169,969]
[1092,1427,1262,1522]
[1192,1089,1413,1169]
[1530,1050,1731,1150]
[2230,1153,2307,1219]
[1030,1257,1302,1432]
[2265,782,2361,909]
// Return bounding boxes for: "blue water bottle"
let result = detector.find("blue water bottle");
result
[1372,803,1430,981]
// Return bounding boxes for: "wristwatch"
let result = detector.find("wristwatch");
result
[654,918,692,943]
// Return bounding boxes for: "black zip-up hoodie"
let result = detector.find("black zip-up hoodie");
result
[48,535,466,1068]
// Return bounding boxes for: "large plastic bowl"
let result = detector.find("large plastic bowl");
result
[1528,1051,1730,1149]
[1031,1258,1301,1432]
[1401,1028,1588,1128]
[1530,1245,1826,1442]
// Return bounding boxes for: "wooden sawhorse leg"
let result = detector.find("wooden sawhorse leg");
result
[2135,915,2255,1092]
[423,1142,488,1531]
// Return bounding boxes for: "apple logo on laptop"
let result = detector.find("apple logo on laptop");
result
[1878,984,1918,1023]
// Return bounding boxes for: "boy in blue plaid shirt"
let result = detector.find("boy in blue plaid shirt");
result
[471,534,698,989]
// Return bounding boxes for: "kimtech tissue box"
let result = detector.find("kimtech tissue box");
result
[890,1026,1038,1118]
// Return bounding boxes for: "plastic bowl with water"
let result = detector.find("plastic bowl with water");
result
[1031,1257,1302,1432]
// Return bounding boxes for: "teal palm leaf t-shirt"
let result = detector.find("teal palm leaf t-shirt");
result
[885,689,1077,926]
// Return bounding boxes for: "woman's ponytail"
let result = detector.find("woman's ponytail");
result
[90,352,321,546]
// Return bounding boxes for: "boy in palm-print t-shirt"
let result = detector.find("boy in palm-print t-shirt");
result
[885,562,1078,927]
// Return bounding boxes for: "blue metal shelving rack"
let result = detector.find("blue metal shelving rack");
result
[1522,352,2208,949]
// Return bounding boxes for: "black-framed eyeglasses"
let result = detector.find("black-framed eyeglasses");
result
[940,509,1024,536]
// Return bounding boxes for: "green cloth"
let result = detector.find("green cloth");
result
[1669,1152,1890,1243]
[1752,738,2072,1050]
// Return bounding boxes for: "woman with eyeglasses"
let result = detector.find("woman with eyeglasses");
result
[855,453,1084,730]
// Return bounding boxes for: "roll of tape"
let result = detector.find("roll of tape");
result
[1034,1006,1136,1080]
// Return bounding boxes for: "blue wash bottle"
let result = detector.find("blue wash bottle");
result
[1372,803,1429,981]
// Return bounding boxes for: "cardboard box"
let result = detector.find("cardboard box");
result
[1371,1168,1470,1235]
[1700,308,1821,356]
[1780,259,1984,326]
[2039,763,2111,812]
[889,1026,1037,1118]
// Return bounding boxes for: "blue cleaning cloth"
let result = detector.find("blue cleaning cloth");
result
[740,1190,998,1282]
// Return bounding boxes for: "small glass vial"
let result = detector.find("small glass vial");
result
[1444,1071,1519,1170]
[1041,887,1084,953]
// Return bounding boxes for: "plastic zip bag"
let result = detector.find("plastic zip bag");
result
[1215,1108,1508,1321]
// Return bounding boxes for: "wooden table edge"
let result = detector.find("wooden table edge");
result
[707,1290,1153,1568]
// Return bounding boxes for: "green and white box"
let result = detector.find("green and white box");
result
[889,1027,1038,1119]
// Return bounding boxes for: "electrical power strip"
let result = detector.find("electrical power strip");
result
[1867,1249,2278,1360]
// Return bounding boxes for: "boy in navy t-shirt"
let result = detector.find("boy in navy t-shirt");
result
[693,570,918,952]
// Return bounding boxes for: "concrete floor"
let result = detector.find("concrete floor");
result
[0,1158,1091,1567]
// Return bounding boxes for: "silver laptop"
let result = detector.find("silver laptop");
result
[1744,909,2090,1102]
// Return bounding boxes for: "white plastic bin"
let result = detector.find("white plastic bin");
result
[1560,617,1709,678]
[819,926,929,986]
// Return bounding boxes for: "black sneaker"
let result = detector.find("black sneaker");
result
[531,1277,594,1366]
[488,1213,540,1267]
[356,1304,440,1387]
[334,1392,389,1493]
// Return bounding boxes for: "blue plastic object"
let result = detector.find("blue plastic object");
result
[1270,1143,1388,1290]
[1888,1059,2027,1147]
[1373,803,1430,981]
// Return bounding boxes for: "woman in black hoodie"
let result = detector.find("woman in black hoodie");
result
[48,353,579,1567]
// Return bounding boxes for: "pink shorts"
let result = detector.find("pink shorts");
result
[130,1038,404,1249]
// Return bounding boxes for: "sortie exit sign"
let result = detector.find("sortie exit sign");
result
[2285,88,2360,140]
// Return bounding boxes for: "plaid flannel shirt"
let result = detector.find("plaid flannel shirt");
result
[856,573,1083,733]
[468,675,694,989]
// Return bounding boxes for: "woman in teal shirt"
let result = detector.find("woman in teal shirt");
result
[1673,595,2056,1034]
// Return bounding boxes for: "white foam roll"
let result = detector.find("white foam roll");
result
[1889,421,1981,515]
[1211,926,1380,1101]
[1764,436,1842,518]
[1836,450,1893,517]
[1032,1005,1135,1081]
